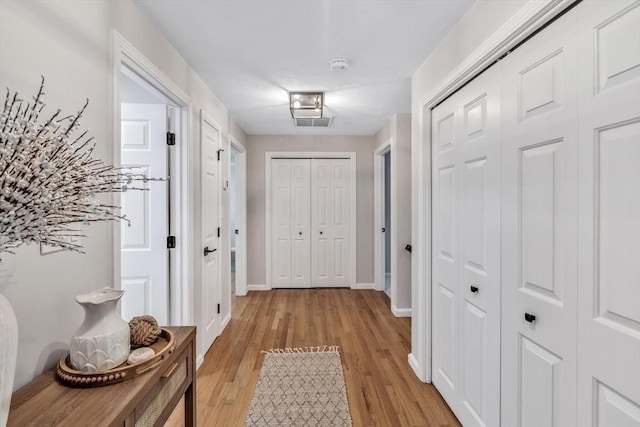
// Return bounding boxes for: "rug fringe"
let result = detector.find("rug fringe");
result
[261,345,340,354]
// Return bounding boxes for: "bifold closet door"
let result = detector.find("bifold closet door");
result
[576,2,640,426]
[311,159,351,287]
[500,7,579,426]
[431,68,501,427]
[271,159,311,288]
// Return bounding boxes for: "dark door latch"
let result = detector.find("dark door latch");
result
[405,244,412,253]
[203,246,217,256]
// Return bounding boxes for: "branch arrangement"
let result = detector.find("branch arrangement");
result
[0,77,155,254]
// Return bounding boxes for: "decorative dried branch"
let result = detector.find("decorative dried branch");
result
[0,77,158,254]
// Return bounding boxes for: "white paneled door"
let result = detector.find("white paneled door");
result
[120,103,168,325]
[201,115,221,352]
[501,8,579,426]
[270,157,352,288]
[429,2,640,426]
[271,159,311,288]
[576,2,640,426]
[431,67,501,427]
[311,159,351,287]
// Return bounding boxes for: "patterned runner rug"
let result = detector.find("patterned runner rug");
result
[245,346,353,426]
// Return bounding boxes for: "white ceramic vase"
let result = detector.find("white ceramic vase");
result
[0,292,18,427]
[69,288,130,373]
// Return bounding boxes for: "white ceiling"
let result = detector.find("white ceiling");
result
[134,0,474,135]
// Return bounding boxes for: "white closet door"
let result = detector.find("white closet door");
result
[271,159,293,287]
[500,8,579,427]
[455,70,501,427]
[431,68,501,427]
[311,159,351,287]
[432,90,461,410]
[291,159,311,287]
[576,2,640,426]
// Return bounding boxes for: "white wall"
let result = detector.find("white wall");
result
[410,0,528,377]
[246,135,376,286]
[374,113,412,311]
[0,0,246,390]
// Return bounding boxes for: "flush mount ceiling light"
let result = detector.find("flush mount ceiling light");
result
[289,91,324,119]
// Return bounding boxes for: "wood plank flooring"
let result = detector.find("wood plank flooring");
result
[171,289,460,426]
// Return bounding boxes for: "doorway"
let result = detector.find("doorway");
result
[383,151,391,296]
[118,65,180,325]
[374,140,392,297]
[229,138,247,297]
[113,33,191,327]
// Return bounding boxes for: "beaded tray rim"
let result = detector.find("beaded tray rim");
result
[56,328,176,388]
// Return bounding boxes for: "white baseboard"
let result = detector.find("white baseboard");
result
[247,284,270,291]
[220,312,231,331]
[392,304,412,317]
[354,283,375,289]
[408,353,428,383]
[196,354,204,370]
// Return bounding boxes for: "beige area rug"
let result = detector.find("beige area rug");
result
[245,346,353,426]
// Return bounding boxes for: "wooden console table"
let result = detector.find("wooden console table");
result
[8,326,196,427]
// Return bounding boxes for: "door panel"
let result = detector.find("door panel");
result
[271,159,310,288]
[520,337,562,427]
[501,8,578,426]
[291,159,311,287]
[311,159,351,287]
[457,70,502,427]
[271,160,292,286]
[432,66,501,427]
[432,92,460,412]
[201,116,221,352]
[576,2,640,426]
[311,159,332,286]
[120,103,168,325]
[329,160,351,286]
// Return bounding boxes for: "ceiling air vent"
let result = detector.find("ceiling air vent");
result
[293,117,333,128]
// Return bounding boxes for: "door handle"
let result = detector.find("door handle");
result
[235,229,239,235]
[320,231,323,235]
[382,227,386,232]
[470,285,479,293]
[405,244,412,253]
[203,246,217,256]
[524,312,536,323]
[299,232,302,235]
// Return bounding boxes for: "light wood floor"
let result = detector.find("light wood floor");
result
[170,289,459,426]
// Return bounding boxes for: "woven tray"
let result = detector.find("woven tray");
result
[56,328,176,388]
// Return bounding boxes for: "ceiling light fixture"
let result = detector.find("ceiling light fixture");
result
[289,91,324,119]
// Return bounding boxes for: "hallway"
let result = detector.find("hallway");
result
[174,289,459,426]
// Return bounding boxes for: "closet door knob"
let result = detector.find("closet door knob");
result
[470,285,479,293]
[320,231,323,235]
[299,232,302,235]
[524,313,536,323]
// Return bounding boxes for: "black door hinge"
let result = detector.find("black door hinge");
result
[217,303,221,314]
[217,148,224,161]
[217,227,221,238]
[167,235,176,249]
[166,132,176,146]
